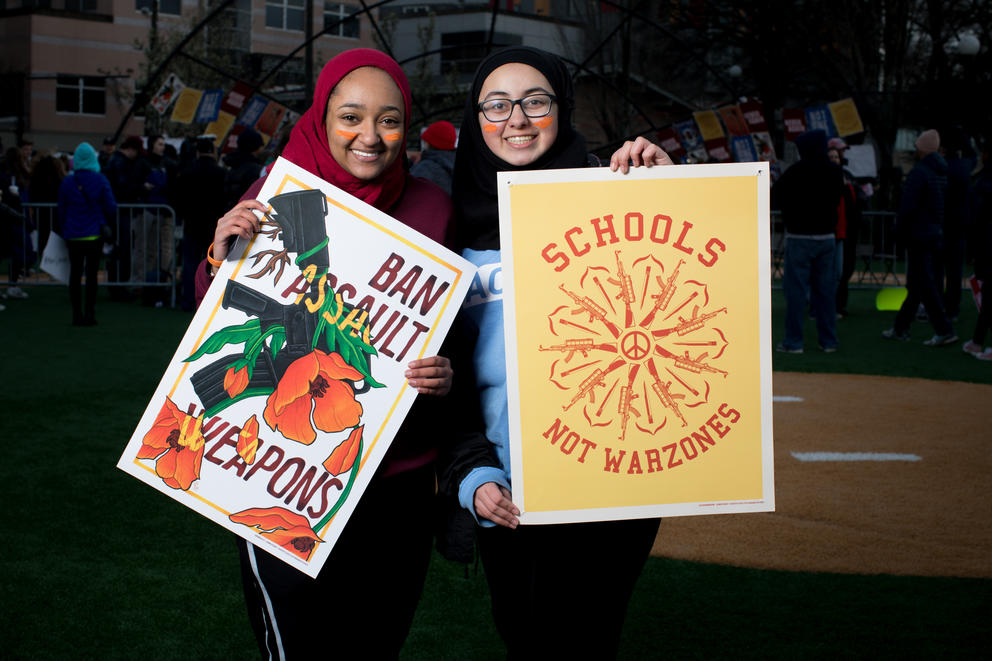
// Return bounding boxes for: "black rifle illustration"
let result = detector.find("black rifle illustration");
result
[607,250,636,328]
[540,338,617,362]
[251,189,330,282]
[559,284,622,339]
[191,281,323,410]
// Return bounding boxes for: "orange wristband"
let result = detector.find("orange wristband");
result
[206,242,223,268]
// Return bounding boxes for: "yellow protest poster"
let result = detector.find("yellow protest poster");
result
[497,163,774,523]
[170,88,203,124]
[829,98,864,137]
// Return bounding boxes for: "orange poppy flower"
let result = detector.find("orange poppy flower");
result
[230,506,323,560]
[237,415,259,464]
[264,350,364,445]
[137,398,205,490]
[323,425,363,476]
[224,365,250,398]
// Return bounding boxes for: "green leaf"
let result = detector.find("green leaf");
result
[185,319,261,362]
[269,328,286,359]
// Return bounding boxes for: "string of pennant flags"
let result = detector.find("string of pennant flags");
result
[151,70,865,167]
[150,73,300,155]
[656,97,865,165]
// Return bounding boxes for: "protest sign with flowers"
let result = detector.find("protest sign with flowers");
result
[117,158,475,577]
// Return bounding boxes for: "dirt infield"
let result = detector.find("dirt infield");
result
[651,372,992,578]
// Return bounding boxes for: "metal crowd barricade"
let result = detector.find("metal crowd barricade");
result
[14,202,178,307]
[770,210,906,288]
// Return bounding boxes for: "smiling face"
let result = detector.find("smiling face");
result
[324,67,405,181]
[477,62,558,166]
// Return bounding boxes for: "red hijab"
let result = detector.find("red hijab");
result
[281,48,411,211]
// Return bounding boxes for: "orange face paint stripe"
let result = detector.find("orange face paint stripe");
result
[533,117,554,129]
[335,130,358,139]
[483,124,500,133]
[382,132,403,142]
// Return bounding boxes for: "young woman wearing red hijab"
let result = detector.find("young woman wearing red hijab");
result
[197,49,457,659]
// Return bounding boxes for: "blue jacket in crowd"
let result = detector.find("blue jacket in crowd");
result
[58,145,118,240]
[897,152,948,244]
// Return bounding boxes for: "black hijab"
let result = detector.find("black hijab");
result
[452,46,588,251]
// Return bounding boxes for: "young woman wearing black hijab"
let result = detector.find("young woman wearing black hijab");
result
[444,46,672,658]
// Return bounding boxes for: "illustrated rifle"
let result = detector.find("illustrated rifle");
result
[607,250,636,328]
[267,189,330,271]
[563,358,625,411]
[639,259,684,328]
[646,358,687,427]
[653,345,728,377]
[559,284,621,338]
[617,364,641,440]
[651,306,727,338]
[539,338,617,362]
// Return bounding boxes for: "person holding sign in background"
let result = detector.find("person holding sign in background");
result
[442,46,672,658]
[196,49,463,658]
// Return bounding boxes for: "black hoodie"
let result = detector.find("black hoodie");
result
[771,129,845,236]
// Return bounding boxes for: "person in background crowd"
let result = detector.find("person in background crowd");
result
[940,126,976,322]
[883,129,958,346]
[410,119,457,194]
[222,128,264,209]
[28,151,67,254]
[772,129,844,353]
[136,134,177,304]
[174,136,226,311]
[57,142,117,326]
[104,135,145,299]
[963,135,992,360]
[1,146,34,299]
[828,138,863,318]
[98,137,116,173]
[441,45,671,660]
[18,137,34,181]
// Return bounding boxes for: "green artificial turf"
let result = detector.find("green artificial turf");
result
[1,284,988,659]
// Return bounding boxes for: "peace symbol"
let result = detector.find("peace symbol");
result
[620,330,651,361]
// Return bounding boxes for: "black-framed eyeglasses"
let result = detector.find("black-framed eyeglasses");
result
[477,94,557,122]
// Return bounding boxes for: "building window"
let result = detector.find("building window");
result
[56,75,106,116]
[441,31,522,77]
[323,2,359,39]
[266,0,304,31]
[135,0,181,16]
[64,0,98,11]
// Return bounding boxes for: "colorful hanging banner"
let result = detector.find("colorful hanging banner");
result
[692,110,726,141]
[828,98,864,137]
[782,108,807,142]
[730,135,759,162]
[704,136,733,163]
[151,73,185,115]
[205,111,237,148]
[739,99,769,133]
[170,88,204,124]
[674,119,708,163]
[656,127,687,163]
[804,105,836,137]
[718,105,749,137]
[496,163,775,523]
[221,82,256,117]
[255,101,288,137]
[237,96,269,128]
[194,89,224,124]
